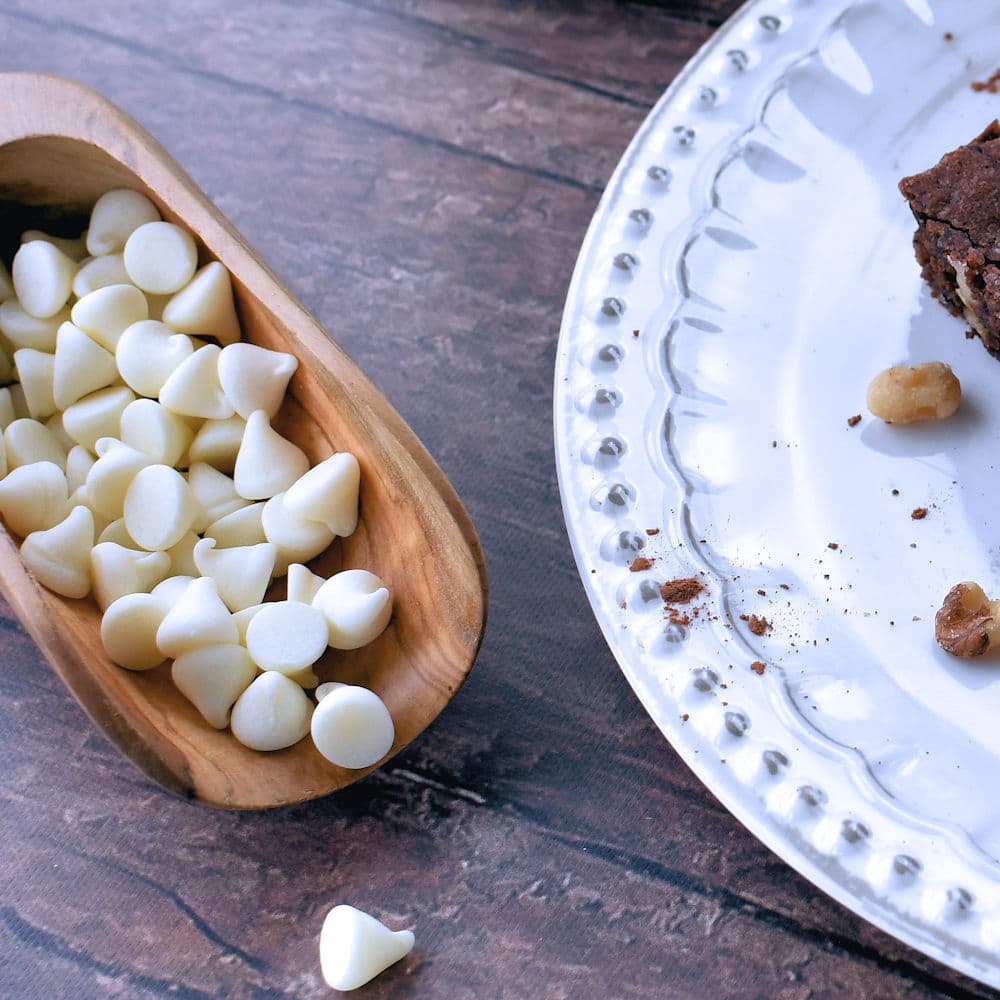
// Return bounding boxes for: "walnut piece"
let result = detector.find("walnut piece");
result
[935,582,1000,657]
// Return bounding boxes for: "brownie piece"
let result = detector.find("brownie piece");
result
[900,121,1000,358]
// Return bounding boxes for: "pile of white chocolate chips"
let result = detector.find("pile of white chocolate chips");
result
[0,189,396,767]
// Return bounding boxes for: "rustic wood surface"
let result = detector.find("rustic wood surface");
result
[0,1,995,997]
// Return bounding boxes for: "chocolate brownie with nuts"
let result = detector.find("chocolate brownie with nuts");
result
[899,121,1000,358]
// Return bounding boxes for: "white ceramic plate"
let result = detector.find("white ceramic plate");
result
[555,0,1000,986]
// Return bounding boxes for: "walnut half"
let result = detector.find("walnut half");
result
[935,582,1000,657]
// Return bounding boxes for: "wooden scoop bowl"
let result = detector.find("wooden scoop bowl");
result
[0,73,488,808]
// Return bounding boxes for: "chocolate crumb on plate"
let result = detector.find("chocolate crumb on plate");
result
[750,660,766,675]
[972,69,1000,93]
[827,542,839,551]
[629,556,655,572]
[911,507,928,520]
[645,527,660,536]
[847,414,862,427]
[659,577,705,603]
[740,613,771,636]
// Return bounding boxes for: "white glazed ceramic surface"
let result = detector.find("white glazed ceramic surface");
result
[555,0,1000,987]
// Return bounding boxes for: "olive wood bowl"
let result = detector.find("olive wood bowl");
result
[0,72,488,808]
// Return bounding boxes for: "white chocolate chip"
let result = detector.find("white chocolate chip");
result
[166,529,200,577]
[21,230,88,262]
[312,570,392,650]
[187,462,251,532]
[71,284,149,352]
[158,344,235,420]
[90,542,171,610]
[192,536,276,612]
[85,439,155,519]
[319,905,414,992]
[311,684,395,770]
[244,600,327,678]
[124,464,199,551]
[115,319,194,398]
[0,299,68,351]
[62,385,136,452]
[97,517,136,547]
[123,221,198,295]
[217,342,298,419]
[4,418,66,470]
[230,671,313,751]
[187,414,245,474]
[286,563,325,604]
[150,574,196,605]
[156,576,238,658]
[87,189,161,256]
[120,399,194,467]
[12,240,76,319]
[65,445,96,493]
[234,410,310,501]
[0,388,16,430]
[101,592,168,671]
[0,462,68,536]
[162,260,241,346]
[204,502,265,548]
[261,491,335,576]
[172,643,257,729]
[44,412,76,454]
[20,505,94,599]
[72,253,131,298]
[284,452,360,537]
[13,348,56,420]
[231,602,265,644]
[53,322,118,410]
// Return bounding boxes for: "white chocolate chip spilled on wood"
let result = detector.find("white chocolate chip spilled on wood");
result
[319,905,414,992]
[0,190,397,771]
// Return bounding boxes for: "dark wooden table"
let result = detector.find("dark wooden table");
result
[0,2,996,997]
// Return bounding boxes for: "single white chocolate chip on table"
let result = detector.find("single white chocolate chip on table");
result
[284,452,360,537]
[162,260,241,346]
[245,600,328,681]
[172,643,257,729]
[935,582,1000,657]
[313,569,393,650]
[0,299,68,352]
[101,592,169,671]
[20,505,94,599]
[86,189,161,256]
[116,319,194,398]
[124,464,199,551]
[72,253,131,299]
[12,240,76,319]
[234,409,310,500]
[123,221,198,295]
[217,342,298,419]
[192,537,276,612]
[261,490,335,576]
[230,671,314,751]
[312,683,395,769]
[0,461,68,536]
[4,418,66,470]
[53,321,118,410]
[156,576,238,659]
[61,384,136,452]
[159,344,234,420]
[70,283,149,352]
[319,905,414,992]
[90,542,170,611]
[120,398,194,467]
[867,361,961,424]
[286,562,324,604]
[13,348,56,420]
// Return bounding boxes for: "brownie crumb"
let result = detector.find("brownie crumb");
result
[750,660,766,675]
[827,542,839,551]
[629,556,655,572]
[911,507,928,520]
[944,31,954,41]
[891,488,900,496]
[645,527,660,536]
[632,328,640,338]
[742,614,771,636]
[847,414,862,427]
[779,583,790,590]
[666,608,691,626]
[972,68,1000,93]
[756,588,766,596]
[659,577,705,603]
[681,713,690,722]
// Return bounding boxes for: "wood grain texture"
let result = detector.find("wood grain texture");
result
[0,1,995,998]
